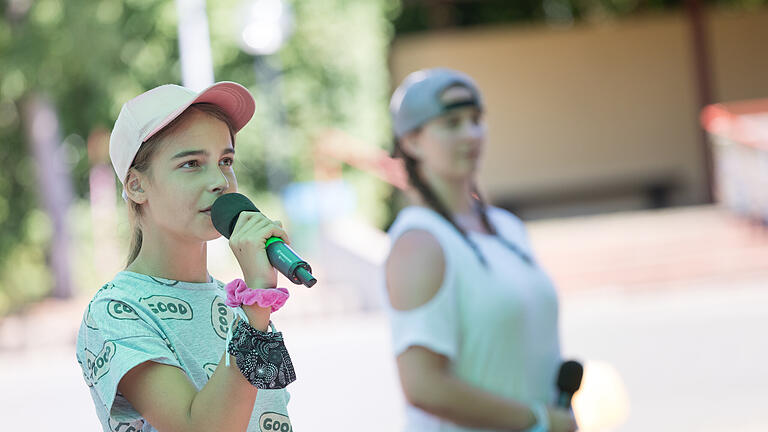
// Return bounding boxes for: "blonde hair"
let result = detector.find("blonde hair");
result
[125,103,236,267]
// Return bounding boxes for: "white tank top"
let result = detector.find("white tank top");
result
[385,206,562,432]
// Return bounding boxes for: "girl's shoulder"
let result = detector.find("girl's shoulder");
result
[486,206,526,232]
[85,271,222,317]
[81,271,221,331]
[105,271,225,293]
[389,205,526,243]
[85,272,154,304]
[485,206,536,258]
[389,205,437,226]
[388,205,461,240]
[88,278,131,304]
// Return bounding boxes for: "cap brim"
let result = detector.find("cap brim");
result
[143,81,256,142]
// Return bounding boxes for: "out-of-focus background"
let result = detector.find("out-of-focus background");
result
[1,0,768,430]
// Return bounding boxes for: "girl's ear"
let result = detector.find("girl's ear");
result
[124,169,147,204]
[400,131,423,161]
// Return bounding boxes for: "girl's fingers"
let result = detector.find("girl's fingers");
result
[272,220,291,244]
[233,214,290,246]
[229,212,270,247]
[235,218,269,244]
[268,220,290,244]
[230,212,267,244]
[245,218,290,245]
[230,211,257,238]
[262,224,290,245]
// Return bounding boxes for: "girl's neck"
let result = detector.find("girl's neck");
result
[417,168,476,216]
[126,224,210,283]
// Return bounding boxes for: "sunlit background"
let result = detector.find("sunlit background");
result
[1,0,767,430]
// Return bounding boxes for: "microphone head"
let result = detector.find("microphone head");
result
[556,360,584,394]
[210,193,260,239]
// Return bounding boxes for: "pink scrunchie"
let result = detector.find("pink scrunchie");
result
[225,278,290,312]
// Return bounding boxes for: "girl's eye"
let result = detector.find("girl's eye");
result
[181,160,200,168]
[444,116,461,129]
[220,157,234,167]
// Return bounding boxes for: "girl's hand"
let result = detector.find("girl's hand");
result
[547,406,578,432]
[228,211,290,290]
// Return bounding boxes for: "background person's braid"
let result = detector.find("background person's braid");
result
[471,182,497,236]
[472,182,532,264]
[396,141,488,266]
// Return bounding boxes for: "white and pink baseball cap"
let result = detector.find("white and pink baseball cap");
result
[109,81,256,201]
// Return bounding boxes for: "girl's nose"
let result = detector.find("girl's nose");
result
[208,168,230,194]
[466,121,485,143]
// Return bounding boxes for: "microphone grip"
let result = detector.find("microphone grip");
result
[265,238,317,288]
[557,392,573,409]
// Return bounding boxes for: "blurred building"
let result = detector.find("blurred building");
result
[389,5,768,218]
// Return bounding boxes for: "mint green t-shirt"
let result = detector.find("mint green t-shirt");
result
[75,271,292,432]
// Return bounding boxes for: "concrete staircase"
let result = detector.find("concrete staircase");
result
[527,205,768,292]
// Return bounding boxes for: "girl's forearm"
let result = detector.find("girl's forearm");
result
[186,303,275,431]
[186,351,259,432]
[120,351,261,432]
[184,301,271,430]
[409,372,537,431]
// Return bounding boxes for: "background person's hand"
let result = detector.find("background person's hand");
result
[228,211,290,290]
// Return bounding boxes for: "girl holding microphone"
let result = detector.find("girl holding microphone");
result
[385,68,577,432]
[77,82,295,431]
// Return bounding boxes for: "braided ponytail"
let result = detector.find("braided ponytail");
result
[472,181,532,264]
[394,139,488,266]
[471,182,497,236]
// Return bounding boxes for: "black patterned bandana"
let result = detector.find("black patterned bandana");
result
[227,320,296,389]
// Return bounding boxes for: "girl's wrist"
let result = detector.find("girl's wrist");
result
[241,304,271,331]
[243,272,277,290]
[244,279,273,290]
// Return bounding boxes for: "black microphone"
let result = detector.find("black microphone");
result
[556,360,583,409]
[211,193,317,288]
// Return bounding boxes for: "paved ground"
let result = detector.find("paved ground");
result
[1,206,766,431]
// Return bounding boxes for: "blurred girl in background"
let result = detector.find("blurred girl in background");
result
[385,68,576,432]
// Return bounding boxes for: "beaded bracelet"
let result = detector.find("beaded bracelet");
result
[523,403,550,432]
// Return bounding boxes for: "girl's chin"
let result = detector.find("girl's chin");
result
[195,220,223,241]
[442,166,477,181]
[201,227,223,241]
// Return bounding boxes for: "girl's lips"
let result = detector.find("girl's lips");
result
[467,148,481,159]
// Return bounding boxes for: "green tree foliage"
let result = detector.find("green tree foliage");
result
[0,0,396,314]
[269,0,398,224]
[394,0,768,33]
[0,0,186,313]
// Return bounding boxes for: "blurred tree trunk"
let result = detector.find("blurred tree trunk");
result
[88,128,121,280]
[22,94,74,299]
[175,0,215,91]
[685,0,715,203]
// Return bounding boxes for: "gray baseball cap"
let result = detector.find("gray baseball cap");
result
[390,68,483,139]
